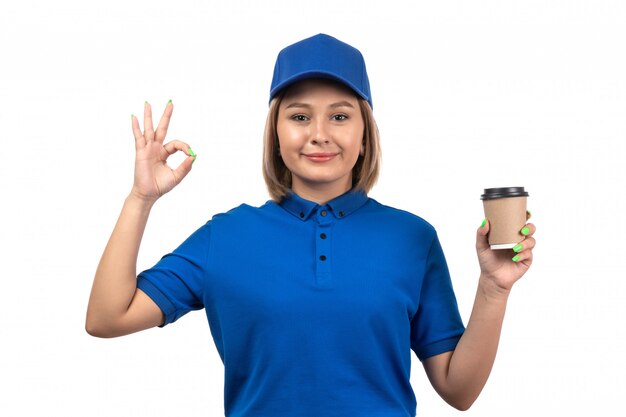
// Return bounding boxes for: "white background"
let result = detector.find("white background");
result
[1,0,625,415]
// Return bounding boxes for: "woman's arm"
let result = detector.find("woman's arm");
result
[423,218,536,410]
[85,194,163,337]
[85,101,195,338]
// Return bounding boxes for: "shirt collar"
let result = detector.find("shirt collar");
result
[280,189,369,221]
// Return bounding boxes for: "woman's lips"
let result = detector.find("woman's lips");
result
[303,153,338,162]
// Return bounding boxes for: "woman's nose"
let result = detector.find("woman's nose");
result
[310,120,330,145]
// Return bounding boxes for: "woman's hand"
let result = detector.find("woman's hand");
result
[476,212,536,292]
[130,101,196,203]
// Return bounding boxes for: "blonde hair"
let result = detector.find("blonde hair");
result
[262,90,381,202]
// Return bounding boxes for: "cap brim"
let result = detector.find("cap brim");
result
[269,70,370,104]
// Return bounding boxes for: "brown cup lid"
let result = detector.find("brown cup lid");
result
[481,187,529,200]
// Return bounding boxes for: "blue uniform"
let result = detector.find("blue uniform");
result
[137,190,465,417]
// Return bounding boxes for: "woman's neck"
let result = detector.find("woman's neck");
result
[291,179,351,205]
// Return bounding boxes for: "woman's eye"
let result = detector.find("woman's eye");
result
[292,114,308,121]
[333,114,348,121]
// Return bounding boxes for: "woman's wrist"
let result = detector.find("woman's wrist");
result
[127,189,158,211]
[477,274,511,304]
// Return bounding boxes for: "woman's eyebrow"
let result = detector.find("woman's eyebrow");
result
[285,102,311,109]
[329,100,355,109]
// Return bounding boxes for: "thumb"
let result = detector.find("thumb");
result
[163,140,196,184]
[172,154,195,184]
[476,218,491,251]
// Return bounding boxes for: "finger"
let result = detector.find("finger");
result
[131,114,145,148]
[520,222,536,237]
[512,249,533,265]
[143,101,155,141]
[476,218,490,252]
[526,210,532,220]
[155,100,173,144]
[163,139,193,156]
[513,236,536,254]
[162,140,196,184]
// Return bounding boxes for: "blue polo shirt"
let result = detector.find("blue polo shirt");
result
[137,190,465,417]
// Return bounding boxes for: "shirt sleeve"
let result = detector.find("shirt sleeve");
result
[136,221,211,327]
[410,232,465,361]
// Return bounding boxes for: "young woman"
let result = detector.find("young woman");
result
[86,34,536,416]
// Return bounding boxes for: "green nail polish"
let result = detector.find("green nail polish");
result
[188,148,197,164]
[513,243,523,253]
[168,99,172,104]
[131,114,134,119]
[145,100,149,105]
[521,227,530,236]
[481,218,486,228]
[527,210,532,216]
[512,255,520,262]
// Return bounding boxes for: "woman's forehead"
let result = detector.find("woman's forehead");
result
[281,78,359,103]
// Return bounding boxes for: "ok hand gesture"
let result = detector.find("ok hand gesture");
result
[130,101,196,203]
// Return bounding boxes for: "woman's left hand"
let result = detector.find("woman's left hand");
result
[476,213,536,291]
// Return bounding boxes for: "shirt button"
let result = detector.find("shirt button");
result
[320,233,327,239]
[339,211,345,217]
[320,210,327,217]
[319,255,327,261]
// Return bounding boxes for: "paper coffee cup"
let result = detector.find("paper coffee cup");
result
[481,187,529,250]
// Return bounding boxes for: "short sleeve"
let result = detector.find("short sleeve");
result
[410,233,465,361]
[136,221,211,327]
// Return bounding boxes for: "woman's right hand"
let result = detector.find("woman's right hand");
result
[130,101,196,203]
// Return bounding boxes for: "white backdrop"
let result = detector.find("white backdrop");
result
[1,1,625,415]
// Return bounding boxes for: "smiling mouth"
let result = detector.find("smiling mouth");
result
[303,153,338,162]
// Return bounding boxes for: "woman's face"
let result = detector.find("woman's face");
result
[277,78,364,202]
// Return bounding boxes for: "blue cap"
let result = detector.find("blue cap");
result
[269,33,373,109]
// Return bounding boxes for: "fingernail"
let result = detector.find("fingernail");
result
[145,100,149,105]
[188,148,196,157]
[168,99,172,104]
[527,210,532,216]
[521,227,530,236]
[131,114,134,120]
[481,218,487,228]
[512,255,520,262]
[513,243,523,253]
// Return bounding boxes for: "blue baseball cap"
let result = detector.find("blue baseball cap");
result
[269,33,373,109]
